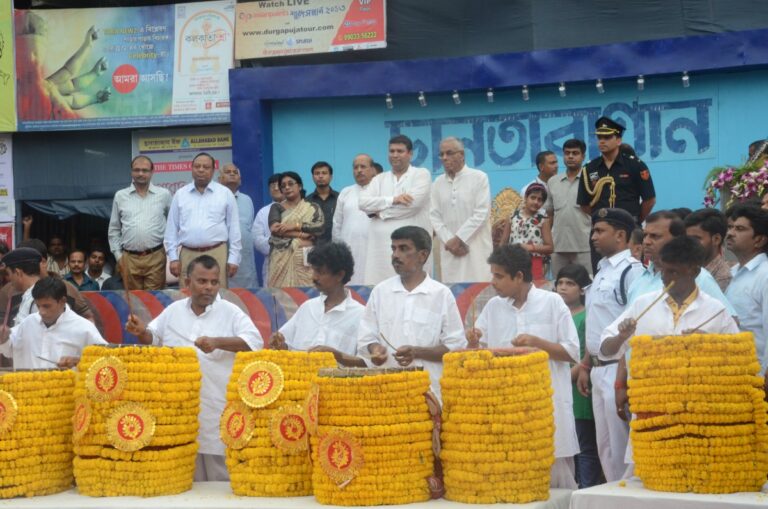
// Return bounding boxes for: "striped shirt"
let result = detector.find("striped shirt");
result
[108,183,172,260]
[164,181,242,265]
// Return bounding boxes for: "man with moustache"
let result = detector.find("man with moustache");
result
[219,163,257,288]
[126,255,262,481]
[357,226,464,401]
[359,135,433,284]
[430,137,492,283]
[332,154,377,285]
[252,173,284,286]
[269,242,365,367]
[165,152,241,288]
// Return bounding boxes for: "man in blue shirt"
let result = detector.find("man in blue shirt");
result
[725,204,768,385]
[64,250,99,292]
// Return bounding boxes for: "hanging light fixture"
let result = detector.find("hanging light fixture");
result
[486,88,494,103]
[682,71,690,88]
[521,85,530,101]
[596,79,605,94]
[418,91,427,107]
[558,82,566,97]
[385,93,393,109]
[452,90,461,105]
[637,75,645,91]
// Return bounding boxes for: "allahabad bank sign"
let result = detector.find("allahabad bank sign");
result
[235,0,386,59]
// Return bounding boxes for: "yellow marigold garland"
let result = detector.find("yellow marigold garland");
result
[629,333,768,494]
[311,368,435,506]
[440,350,555,504]
[224,350,337,497]
[73,345,201,497]
[0,369,75,498]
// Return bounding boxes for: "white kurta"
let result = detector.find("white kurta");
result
[358,166,432,285]
[332,184,371,285]
[281,291,364,356]
[430,166,493,283]
[475,288,580,458]
[356,274,464,400]
[146,297,263,456]
[1,305,106,369]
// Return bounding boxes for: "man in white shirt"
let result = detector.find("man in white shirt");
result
[252,173,284,286]
[164,152,242,288]
[430,137,492,283]
[2,247,43,326]
[86,248,111,289]
[332,154,377,285]
[548,139,593,276]
[126,255,262,482]
[0,276,106,369]
[357,226,464,401]
[575,208,643,482]
[219,163,257,288]
[467,244,580,489]
[359,135,433,284]
[600,236,739,475]
[269,242,365,367]
[725,204,768,382]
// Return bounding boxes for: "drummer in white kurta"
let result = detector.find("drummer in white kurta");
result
[599,235,739,476]
[269,242,366,367]
[332,154,378,285]
[467,244,580,489]
[357,226,464,401]
[126,255,262,482]
[430,137,493,283]
[359,135,433,285]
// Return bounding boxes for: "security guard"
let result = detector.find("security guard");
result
[577,117,656,223]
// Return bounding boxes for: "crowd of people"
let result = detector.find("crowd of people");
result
[1,116,768,490]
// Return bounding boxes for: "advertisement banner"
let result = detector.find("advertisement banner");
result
[235,0,386,60]
[0,224,13,249]
[131,126,232,196]
[14,1,234,131]
[0,134,13,222]
[0,0,15,132]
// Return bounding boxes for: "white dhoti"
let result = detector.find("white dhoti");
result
[590,363,630,482]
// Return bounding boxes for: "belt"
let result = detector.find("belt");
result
[124,244,164,256]
[590,355,619,368]
[182,242,224,253]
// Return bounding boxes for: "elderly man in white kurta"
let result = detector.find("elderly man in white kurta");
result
[357,226,464,401]
[430,137,492,283]
[468,244,580,489]
[332,154,377,285]
[126,255,262,482]
[359,135,432,285]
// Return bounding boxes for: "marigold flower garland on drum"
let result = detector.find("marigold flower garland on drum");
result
[0,369,75,498]
[311,368,435,506]
[629,333,768,494]
[222,350,337,497]
[73,345,201,497]
[440,349,555,504]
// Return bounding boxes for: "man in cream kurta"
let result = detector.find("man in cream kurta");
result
[359,135,432,285]
[332,154,377,285]
[126,255,262,482]
[430,137,492,283]
[474,284,580,489]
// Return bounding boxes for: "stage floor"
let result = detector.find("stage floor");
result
[0,482,572,509]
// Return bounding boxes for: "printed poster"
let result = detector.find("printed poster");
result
[0,0,15,132]
[0,134,13,221]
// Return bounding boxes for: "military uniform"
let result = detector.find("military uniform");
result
[577,117,656,221]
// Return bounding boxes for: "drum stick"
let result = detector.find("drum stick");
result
[635,281,675,323]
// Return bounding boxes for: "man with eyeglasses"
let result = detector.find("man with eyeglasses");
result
[429,137,492,283]
[108,155,172,290]
[577,117,656,272]
[575,208,642,483]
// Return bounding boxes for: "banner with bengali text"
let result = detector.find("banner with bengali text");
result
[14,1,234,131]
[0,0,15,132]
[235,0,386,60]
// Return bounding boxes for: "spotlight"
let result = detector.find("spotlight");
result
[486,88,494,103]
[558,82,566,97]
[521,85,529,101]
[682,71,690,88]
[385,93,393,109]
[596,79,605,94]
[418,91,427,107]
[452,90,461,105]
[637,75,645,91]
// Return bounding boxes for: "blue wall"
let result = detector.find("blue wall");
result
[270,68,766,211]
